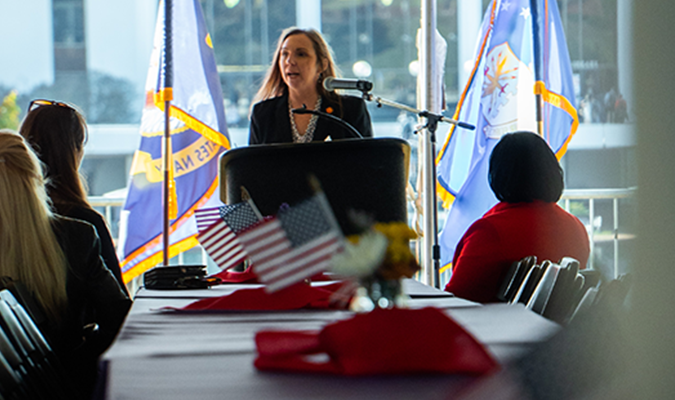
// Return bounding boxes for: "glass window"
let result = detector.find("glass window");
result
[53,0,85,46]
[202,0,620,124]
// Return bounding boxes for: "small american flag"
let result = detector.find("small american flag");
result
[239,193,343,292]
[196,200,262,271]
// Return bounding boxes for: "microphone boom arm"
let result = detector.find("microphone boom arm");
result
[363,92,476,130]
[362,93,476,131]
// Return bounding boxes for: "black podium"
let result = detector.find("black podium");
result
[219,138,410,236]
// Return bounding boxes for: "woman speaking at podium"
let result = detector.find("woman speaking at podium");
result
[249,27,373,144]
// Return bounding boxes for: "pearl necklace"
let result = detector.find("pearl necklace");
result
[289,97,322,143]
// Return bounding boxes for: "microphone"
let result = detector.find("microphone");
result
[323,77,373,92]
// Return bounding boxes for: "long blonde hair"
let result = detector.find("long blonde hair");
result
[251,27,341,107]
[0,129,68,321]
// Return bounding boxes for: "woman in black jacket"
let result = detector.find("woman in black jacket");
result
[249,27,373,144]
[0,130,131,397]
[20,99,128,295]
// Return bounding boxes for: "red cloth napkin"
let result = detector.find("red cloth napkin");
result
[255,307,498,376]
[209,267,259,283]
[209,267,335,284]
[179,281,348,311]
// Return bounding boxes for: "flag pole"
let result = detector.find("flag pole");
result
[162,0,174,266]
[419,0,440,288]
[531,0,544,135]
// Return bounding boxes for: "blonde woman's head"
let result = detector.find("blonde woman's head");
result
[0,129,67,321]
[0,129,52,219]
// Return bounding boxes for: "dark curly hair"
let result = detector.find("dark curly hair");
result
[488,131,564,203]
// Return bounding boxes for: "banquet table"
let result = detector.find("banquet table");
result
[98,279,560,400]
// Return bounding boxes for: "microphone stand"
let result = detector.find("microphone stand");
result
[362,92,475,130]
[291,106,364,139]
[358,88,475,289]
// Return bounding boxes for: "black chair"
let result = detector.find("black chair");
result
[0,348,29,400]
[579,269,601,291]
[595,273,632,308]
[0,299,59,399]
[542,257,582,324]
[0,320,45,399]
[567,273,587,315]
[498,256,537,302]
[219,138,411,236]
[0,291,75,399]
[569,286,599,323]
[0,277,48,335]
[511,260,550,305]
[527,262,561,315]
[569,273,632,325]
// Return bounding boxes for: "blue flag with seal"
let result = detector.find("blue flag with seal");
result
[118,0,231,283]
[436,0,578,275]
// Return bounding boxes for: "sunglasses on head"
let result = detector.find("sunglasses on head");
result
[28,99,75,112]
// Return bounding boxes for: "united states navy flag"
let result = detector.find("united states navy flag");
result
[118,0,230,283]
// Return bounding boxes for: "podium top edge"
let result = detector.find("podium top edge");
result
[220,137,411,164]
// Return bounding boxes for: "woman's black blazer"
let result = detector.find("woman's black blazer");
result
[249,93,373,144]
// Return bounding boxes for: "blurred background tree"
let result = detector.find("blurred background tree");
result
[0,90,21,130]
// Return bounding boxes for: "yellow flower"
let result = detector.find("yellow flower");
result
[373,222,417,265]
[331,221,421,281]
[372,222,420,280]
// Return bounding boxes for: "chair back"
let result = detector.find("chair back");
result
[596,273,632,309]
[0,277,47,333]
[0,345,30,400]
[569,273,632,324]
[542,257,581,323]
[511,261,549,305]
[569,286,599,323]
[527,262,561,314]
[0,290,75,399]
[498,256,537,302]
[0,301,37,365]
[0,291,52,359]
[0,321,42,400]
[579,269,601,291]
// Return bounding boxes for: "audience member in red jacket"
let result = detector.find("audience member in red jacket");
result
[444,131,590,303]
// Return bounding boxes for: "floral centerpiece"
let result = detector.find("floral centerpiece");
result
[331,220,420,312]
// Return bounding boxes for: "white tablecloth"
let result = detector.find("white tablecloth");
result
[100,279,559,400]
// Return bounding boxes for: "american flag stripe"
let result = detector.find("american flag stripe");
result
[261,235,340,281]
[209,238,242,262]
[249,245,288,272]
[243,231,287,256]
[238,220,288,262]
[237,219,282,244]
[202,228,237,250]
[259,235,341,292]
[238,219,294,276]
[194,207,221,234]
[197,219,246,271]
[214,252,246,271]
[199,220,231,244]
[265,261,332,293]
[261,244,337,284]
[264,246,338,292]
